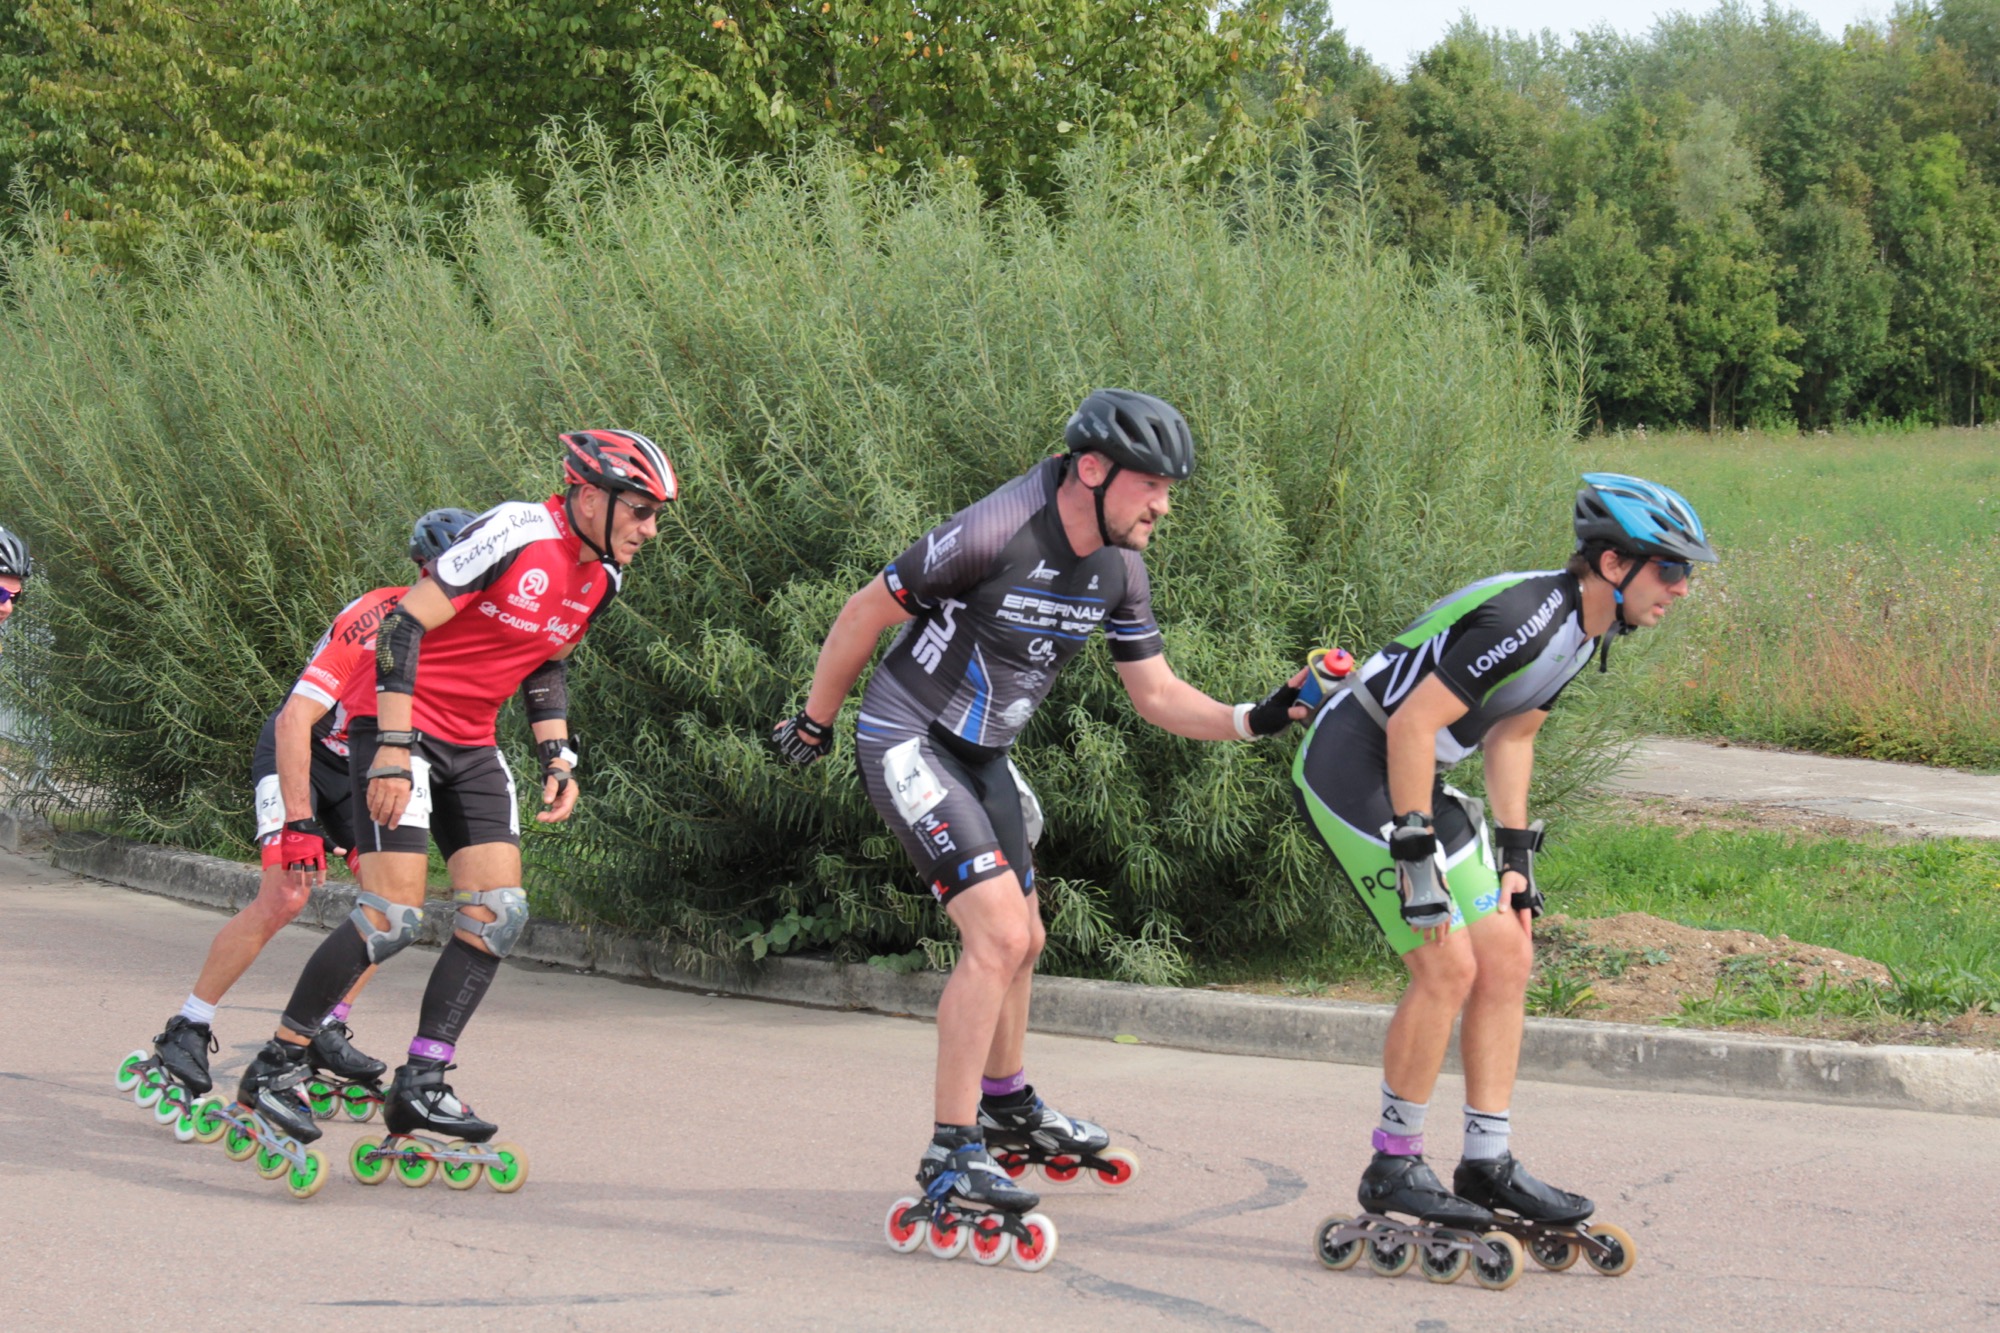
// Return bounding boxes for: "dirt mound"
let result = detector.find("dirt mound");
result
[1537,911,1889,1024]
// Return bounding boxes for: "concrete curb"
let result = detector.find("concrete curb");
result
[32,823,2000,1118]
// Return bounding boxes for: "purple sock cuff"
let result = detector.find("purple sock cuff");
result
[1372,1128,1424,1156]
[409,1038,453,1062]
[980,1070,1027,1098]
[324,1002,352,1024]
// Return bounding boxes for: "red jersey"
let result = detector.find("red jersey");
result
[291,586,407,756]
[344,496,619,747]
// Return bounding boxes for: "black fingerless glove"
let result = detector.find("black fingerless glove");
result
[771,712,833,765]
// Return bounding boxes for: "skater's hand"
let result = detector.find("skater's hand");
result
[537,763,578,823]
[367,746,414,829]
[1501,869,1535,939]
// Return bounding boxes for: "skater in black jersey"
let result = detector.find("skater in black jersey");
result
[775,390,1309,1269]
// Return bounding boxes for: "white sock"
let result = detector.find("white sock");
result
[177,994,217,1026]
[1374,1082,1429,1153]
[1461,1105,1512,1161]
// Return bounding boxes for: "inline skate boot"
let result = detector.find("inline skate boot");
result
[348,1059,527,1192]
[115,1015,219,1139]
[1313,1152,1525,1290]
[978,1084,1138,1187]
[1453,1153,1635,1276]
[185,1039,330,1199]
[885,1132,1057,1271]
[304,1021,388,1124]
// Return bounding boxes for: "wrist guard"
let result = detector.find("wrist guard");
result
[1495,821,1545,917]
[772,712,833,766]
[1383,817,1451,929]
[538,736,578,793]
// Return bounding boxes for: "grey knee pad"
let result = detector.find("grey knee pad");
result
[349,892,425,964]
[453,887,529,958]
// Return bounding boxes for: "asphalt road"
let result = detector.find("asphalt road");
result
[4,851,1997,1331]
[1608,737,2000,838]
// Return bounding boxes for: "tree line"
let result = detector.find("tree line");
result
[4,1,1998,429]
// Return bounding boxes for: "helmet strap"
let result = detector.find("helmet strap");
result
[1089,461,1122,550]
[566,488,612,563]
[1596,554,1647,673]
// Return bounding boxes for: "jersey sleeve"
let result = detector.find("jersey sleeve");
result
[291,588,401,710]
[1105,551,1164,662]
[882,478,1037,613]
[1431,581,1574,708]
[430,502,558,607]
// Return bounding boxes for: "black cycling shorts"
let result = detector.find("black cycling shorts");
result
[857,724,1037,906]
[348,717,520,860]
[251,711,358,854]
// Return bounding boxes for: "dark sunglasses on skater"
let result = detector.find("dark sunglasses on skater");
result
[0,587,23,605]
[1648,559,1693,586]
[614,494,664,524]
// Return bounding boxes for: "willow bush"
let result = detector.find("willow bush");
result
[0,129,1598,979]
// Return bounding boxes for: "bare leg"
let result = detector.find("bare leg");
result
[1381,929,1477,1104]
[934,874,1036,1124]
[188,865,315,1004]
[982,889,1046,1080]
[1458,910,1535,1112]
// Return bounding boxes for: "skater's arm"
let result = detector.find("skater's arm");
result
[528,647,579,823]
[799,574,912,728]
[274,694,330,825]
[1385,676,1467,820]
[1115,656,1311,741]
[367,579,456,828]
[1483,709,1547,933]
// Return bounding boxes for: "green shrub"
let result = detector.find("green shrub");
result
[0,129,1593,977]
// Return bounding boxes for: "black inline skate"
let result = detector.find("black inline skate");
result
[978,1085,1138,1188]
[115,1015,219,1139]
[304,1021,388,1124]
[348,1059,528,1192]
[885,1133,1058,1271]
[1312,1152,1525,1290]
[186,1039,331,1199]
[1454,1153,1635,1276]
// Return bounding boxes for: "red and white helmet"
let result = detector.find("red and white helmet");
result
[560,429,679,503]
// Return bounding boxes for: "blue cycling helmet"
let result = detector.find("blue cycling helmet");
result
[1574,473,1717,564]
[409,507,479,570]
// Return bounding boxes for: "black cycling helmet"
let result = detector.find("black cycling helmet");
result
[409,507,479,570]
[0,526,30,580]
[1063,389,1193,547]
[1064,389,1195,481]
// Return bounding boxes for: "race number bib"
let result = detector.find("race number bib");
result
[882,737,947,824]
[398,754,435,830]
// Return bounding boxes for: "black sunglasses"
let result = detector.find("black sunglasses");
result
[613,494,663,523]
[1650,559,1694,586]
[0,586,23,606]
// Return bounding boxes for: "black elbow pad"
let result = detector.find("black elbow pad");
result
[374,605,427,696]
[520,658,568,723]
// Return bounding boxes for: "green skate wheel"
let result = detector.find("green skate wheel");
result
[255,1144,291,1180]
[484,1142,528,1194]
[222,1121,259,1162]
[393,1141,438,1188]
[152,1084,189,1126]
[305,1079,337,1119]
[884,1197,926,1254]
[287,1148,329,1200]
[438,1140,482,1190]
[189,1098,229,1145]
[1314,1214,1365,1271]
[348,1136,393,1186]
[133,1067,166,1110]
[115,1050,149,1093]
[1419,1232,1472,1284]
[1010,1212,1057,1273]
[1366,1234,1415,1277]
[339,1085,377,1123]
[1471,1231,1525,1291]
[1582,1222,1636,1277]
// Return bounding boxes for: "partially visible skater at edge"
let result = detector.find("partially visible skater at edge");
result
[118,510,477,1133]
[222,431,676,1192]
[0,525,26,640]
[1294,474,1716,1287]
[771,389,1309,1270]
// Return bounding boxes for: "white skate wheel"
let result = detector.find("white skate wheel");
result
[1010,1212,1057,1272]
[884,1197,926,1253]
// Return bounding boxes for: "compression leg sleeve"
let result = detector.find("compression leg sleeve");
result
[414,935,501,1047]
[280,922,374,1039]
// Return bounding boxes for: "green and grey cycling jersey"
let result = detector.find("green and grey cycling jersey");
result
[1351,570,1599,765]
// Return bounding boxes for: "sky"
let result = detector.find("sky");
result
[1336,1,1895,73]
